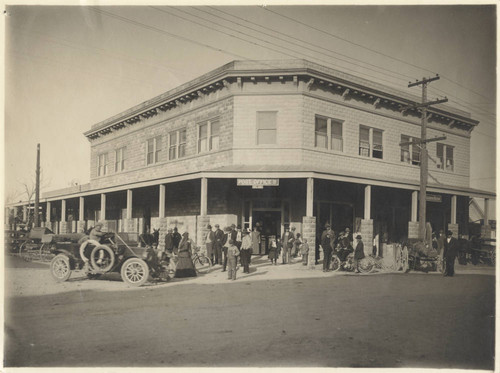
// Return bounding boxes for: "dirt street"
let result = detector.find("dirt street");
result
[4,255,495,368]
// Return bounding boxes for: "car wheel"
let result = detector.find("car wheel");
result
[330,256,341,271]
[121,258,149,286]
[359,257,374,273]
[50,254,72,282]
[90,244,115,273]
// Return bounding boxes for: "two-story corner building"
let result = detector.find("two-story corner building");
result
[10,59,494,254]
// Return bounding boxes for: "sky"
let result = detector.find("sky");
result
[4,3,497,205]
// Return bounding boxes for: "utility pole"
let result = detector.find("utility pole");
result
[34,143,40,227]
[402,75,448,242]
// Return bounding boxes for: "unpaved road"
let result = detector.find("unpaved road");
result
[4,254,495,369]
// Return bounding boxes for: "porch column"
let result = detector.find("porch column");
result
[484,198,490,226]
[79,197,85,221]
[46,201,51,223]
[61,199,67,222]
[200,177,207,216]
[451,195,457,225]
[159,185,166,218]
[126,189,133,219]
[364,185,371,220]
[22,205,27,222]
[411,191,418,222]
[306,177,314,217]
[100,193,106,221]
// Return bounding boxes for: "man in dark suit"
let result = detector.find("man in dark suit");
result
[172,227,182,255]
[443,230,459,277]
[214,224,224,265]
[205,225,215,264]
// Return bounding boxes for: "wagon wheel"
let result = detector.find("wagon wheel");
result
[39,243,56,262]
[330,256,341,272]
[19,242,33,262]
[359,257,374,273]
[50,254,72,282]
[90,244,115,273]
[402,246,410,273]
[121,258,149,286]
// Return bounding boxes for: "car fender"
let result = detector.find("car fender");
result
[52,248,78,269]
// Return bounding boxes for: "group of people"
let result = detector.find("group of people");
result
[320,225,365,273]
[267,226,310,266]
[204,224,260,280]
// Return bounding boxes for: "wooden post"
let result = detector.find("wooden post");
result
[411,191,418,222]
[200,178,207,216]
[364,185,371,220]
[61,199,66,222]
[159,185,166,218]
[306,177,314,217]
[79,197,84,221]
[126,190,133,220]
[100,193,106,221]
[451,195,457,225]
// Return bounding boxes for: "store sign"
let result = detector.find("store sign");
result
[237,178,279,188]
[426,194,442,203]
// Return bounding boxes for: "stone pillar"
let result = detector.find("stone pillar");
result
[60,221,70,234]
[451,195,457,225]
[79,197,84,221]
[200,177,208,216]
[303,216,316,269]
[447,223,459,238]
[361,219,374,256]
[159,184,166,218]
[77,220,86,233]
[100,193,106,221]
[197,215,211,253]
[126,190,132,219]
[408,222,419,239]
[61,199,67,222]
[46,201,51,224]
[364,185,371,220]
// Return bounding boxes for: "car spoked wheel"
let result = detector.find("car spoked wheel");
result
[358,257,374,273]
[50,254,72,282]
[121,258,149,286]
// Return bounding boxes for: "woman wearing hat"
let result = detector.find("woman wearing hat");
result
[353,235,365,273]
[174,232,197,278]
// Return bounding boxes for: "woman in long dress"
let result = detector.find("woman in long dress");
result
[174,232,197,278]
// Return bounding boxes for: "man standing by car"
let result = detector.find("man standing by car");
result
[214,224,224,265]
[443,230,459,277]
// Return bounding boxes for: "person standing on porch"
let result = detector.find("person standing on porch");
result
[164,228,174,254]
[251,226,260,258]
[321,225,334,272]
[300,238,309,266]
[226,239,240,280]
[353,235,365,273]
[240,228,252,273]
[214,224,224,265]
[222,227,231,272]
[281,227,291,264]
[205,225,215,264]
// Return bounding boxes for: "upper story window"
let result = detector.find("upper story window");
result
[169,128,187,160]
[400,135,420,166]
[198,119,220,153]
[315,116,343,151]
[257,111,277,145]
[359,125,383,159]
[146,136,162,165]
[115,147,126,172]
[97,153,108,176]
[437,143,454,171]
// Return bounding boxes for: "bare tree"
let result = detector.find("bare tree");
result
[17,169,51,225]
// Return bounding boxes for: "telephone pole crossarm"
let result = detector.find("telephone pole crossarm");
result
[408,74,440,88]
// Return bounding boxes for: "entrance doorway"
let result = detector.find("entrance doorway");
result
[252,210,281,255]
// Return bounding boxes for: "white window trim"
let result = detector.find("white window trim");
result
[359,125,383,159]
[115,147,126,172]
[197,119,219,154]
[97,152,108,176]
[315,115,343,152]
[437,143,454,172]
[400,135,420,166]
[146,136,162,165]
[256,111,278,146]
[168,128,187,160]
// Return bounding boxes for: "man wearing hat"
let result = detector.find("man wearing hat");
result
[164,228,174,254]
[443,230,459,277]
[205,225,215,264]
[240,228,252,273]
[89,222,105,242]
[214,224,224,265]
[353,235,365,273]
[321,225,334,272]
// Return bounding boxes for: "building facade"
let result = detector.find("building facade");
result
[10,60,494,255]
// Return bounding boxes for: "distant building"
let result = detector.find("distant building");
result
[9,60,495,252]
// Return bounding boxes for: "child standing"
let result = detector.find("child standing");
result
[268,236,279,265]
[300,238,309,265]
[227,239,240,280]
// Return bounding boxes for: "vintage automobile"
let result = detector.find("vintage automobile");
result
[5,228,29,253]
[17,227,55,261]
[49,231,170,286]
[396,239,443,273]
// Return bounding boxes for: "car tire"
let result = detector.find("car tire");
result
[50,254,72,282]
[121,258,149,286]
[90,244,115,273]
[330,256,341,271]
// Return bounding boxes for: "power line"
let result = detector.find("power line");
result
[261,6,493,103]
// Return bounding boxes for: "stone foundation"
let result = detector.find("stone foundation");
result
[408,221,419,239]
[77,220,86,233]
[360,219,373,256]
[197,215,211,252]
[480,224,492,239]
[59,221,70,234]
[122,218,139,233]
[302,216,316,269]
[447,223,459,238]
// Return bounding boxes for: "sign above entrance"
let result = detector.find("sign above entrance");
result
[426,194,442,203]
[237,178,279,188]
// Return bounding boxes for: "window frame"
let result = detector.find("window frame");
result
[400,135,420,166]
[314,115,344,152]
[359,125,383,159]
[256,111,277,145]
[198,119,221,153]
[114,147,126,172]
[436,143,454,172]
[168,128,187,160]
[146,135,162,166]
[97,152,108,176]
